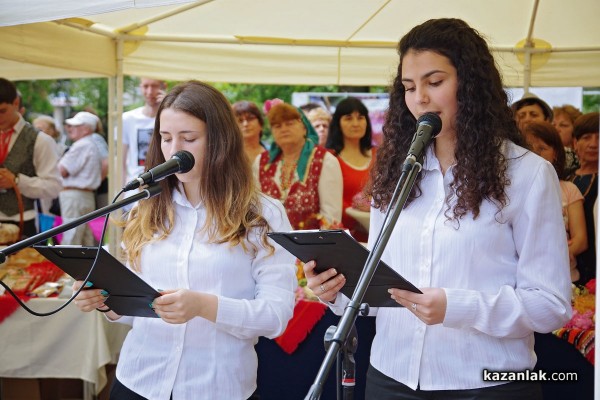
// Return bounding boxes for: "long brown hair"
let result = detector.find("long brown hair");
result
[122,80,273,270]
[369,18,523,220]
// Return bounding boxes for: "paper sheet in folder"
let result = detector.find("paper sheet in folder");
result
[268,229,421,307]
[34,245,160,318]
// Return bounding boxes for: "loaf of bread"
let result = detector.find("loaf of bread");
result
[0,223,19,245]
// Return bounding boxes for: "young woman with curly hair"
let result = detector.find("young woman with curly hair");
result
[72,81,296,400]
[304,18,571,399]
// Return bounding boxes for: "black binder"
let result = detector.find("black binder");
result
[268,229,421,307]
[34,245,160,318]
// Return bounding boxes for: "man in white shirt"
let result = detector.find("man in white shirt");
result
[122,77,166,186]
[58,112,102,245]
[0,78,62,238]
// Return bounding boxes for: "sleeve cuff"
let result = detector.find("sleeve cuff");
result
[442,288,477,329]
[322,292,348,316]
[215,295,243,327]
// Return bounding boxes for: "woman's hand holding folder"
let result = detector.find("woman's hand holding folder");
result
[303,260,346,303]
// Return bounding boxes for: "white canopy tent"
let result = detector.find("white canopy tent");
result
[1,0,600,87]
[1,0,600,382]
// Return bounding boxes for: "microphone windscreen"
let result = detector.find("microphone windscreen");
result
[173,150,195,173]
[417,113,442,137]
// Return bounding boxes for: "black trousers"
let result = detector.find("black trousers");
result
[110,378,172,400]
[110,377,260,400]
[365,364,542,400]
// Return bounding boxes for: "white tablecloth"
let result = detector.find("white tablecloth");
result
[0,298,130,395]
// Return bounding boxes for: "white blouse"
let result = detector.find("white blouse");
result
[114,189,297,399]
[330,141,572,390]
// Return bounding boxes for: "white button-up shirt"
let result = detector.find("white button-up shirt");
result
[58,135,101,189]
[331,141,571,390]
[114,189,297,399]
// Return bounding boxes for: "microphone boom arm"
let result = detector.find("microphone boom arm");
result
[0,184,162,264]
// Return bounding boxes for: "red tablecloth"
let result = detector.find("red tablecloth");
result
[0,260,63,323]
[0,292,30,324]
[275,300,327,354]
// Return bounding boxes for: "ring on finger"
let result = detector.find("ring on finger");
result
[319,284,325,293]
[411,303,417,312]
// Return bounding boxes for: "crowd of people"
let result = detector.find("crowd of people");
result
[0,16,598,398]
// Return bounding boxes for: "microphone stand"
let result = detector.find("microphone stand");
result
[304,159,423,400]
[0,185,162,264]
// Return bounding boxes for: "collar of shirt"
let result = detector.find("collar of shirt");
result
[421,139,512,173]
[13,115,25,135]
[172,183,204,210]
[8,116,26,149]
[422,144,442,173]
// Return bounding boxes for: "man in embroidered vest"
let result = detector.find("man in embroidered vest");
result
[0,78,62,238]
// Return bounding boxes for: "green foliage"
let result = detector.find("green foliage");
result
[17,77,141,133]
[15,80,56,118]
[71,77,140,131]
[70,78,108,118]
[211,83,340,106]
[582,89,600,113]
[16,77,382,127]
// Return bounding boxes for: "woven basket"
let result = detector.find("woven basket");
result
[0,178,24,245]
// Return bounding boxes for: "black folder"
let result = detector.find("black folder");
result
[268,229,421,307]
[34,245,160,318]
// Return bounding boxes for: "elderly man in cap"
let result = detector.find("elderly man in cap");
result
[58,111,102,245]
[512,92,553,134]
[0,78,61,238]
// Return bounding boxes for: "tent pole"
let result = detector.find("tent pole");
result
[523,49,532,94]
[523,0,540,93]
[107,38,125,255]
[107,75,116,253]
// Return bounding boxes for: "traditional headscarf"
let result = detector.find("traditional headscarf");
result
[265,102,320,181]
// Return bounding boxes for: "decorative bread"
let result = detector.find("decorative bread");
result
[0,223,19,245]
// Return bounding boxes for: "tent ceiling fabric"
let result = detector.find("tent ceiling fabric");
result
[1,0,599,86]
[0,0,194,27]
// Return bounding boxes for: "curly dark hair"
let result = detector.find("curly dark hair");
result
[326,97,373,155]
[369,18,523,220]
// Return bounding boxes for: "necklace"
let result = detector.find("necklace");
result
[280,159,297,193]
[571,173,597,198]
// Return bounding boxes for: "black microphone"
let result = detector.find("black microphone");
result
[123,150,195,191]
[403,112,442,168]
